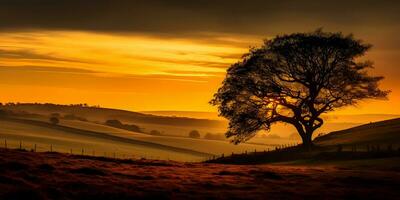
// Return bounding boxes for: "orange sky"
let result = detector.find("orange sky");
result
[1,1,399,114]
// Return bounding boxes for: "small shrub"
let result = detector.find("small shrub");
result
[49,117,59,125]
[105,119,142,133]
[105,119,123,127]
[188,130,200,138]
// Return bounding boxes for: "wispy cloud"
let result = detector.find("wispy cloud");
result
[0,49,98,65]
[0,31,247,76]
[0,65,96,74]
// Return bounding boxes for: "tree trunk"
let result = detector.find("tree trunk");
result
[301,132,313,150]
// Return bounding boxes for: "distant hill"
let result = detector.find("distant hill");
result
[315,118,400,146]
[0,103,226,128]
[141,111,222,120]
[142,110,400,124]
[209,118,400,164]
[2,103,399,140]
[322,114,400,124]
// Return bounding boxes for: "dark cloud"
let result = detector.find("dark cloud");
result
[0,65,96,74]
[0,65,215,83]
[0,65,220,97]
[0,49,101,65]
[163,70,226,76]
[1,0,399,36]
[124,54,232,69]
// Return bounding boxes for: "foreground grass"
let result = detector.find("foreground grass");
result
[0,149,399,200]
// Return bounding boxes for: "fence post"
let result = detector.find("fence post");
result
[50,144,53,152]
[19,140,22,150]
[388,144,393,152]
[70,149,72,154]
[337,145,342,153]
[81,148,84,155]
[4,139,7,149]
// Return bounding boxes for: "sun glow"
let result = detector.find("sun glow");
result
[0,31,246,75]
[0,30,399,113]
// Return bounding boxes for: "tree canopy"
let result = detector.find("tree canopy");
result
[211,30,389,147]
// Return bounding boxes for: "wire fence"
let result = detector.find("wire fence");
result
[0,138,176,161]
[4,137,397,163]
[0,137,295,162]
[204,143,400,162]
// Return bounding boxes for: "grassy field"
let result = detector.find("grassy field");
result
[315,118,400,147]
[58,118,275,155]
[1,103,399,162]
[0,149,399,200]
[208,118,400,164]
[1,106,399,199]
[0,116,276,161]
[4,103,394,140]
[0,118,209,161]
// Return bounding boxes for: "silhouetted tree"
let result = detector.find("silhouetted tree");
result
[105,119,142,133]
[49,117,59,125]
[188,130,200,138]
[211,30,389,148]
[105,119,123,127]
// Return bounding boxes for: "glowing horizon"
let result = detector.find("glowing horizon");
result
[0,30,398,114]
[1,0,400,114]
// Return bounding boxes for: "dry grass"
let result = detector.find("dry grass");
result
[0,149,399,200]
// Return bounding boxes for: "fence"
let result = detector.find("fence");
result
[0,138,294,163]
[205,143,400,163]
[0,138,175,161]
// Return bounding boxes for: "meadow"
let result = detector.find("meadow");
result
[1,103,399,162]
[0,149,399,200]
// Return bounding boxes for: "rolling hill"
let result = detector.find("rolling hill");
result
[1,103,400,162]
[315,117,400,147]
[4,103,398,140]
[209,118,400,164]
[0,115,274,162]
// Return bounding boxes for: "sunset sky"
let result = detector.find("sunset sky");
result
[1,0,400,114]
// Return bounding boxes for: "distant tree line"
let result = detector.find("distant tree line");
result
[188,130,225,140]
[0,102,101,108]
[105,119,142,133]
